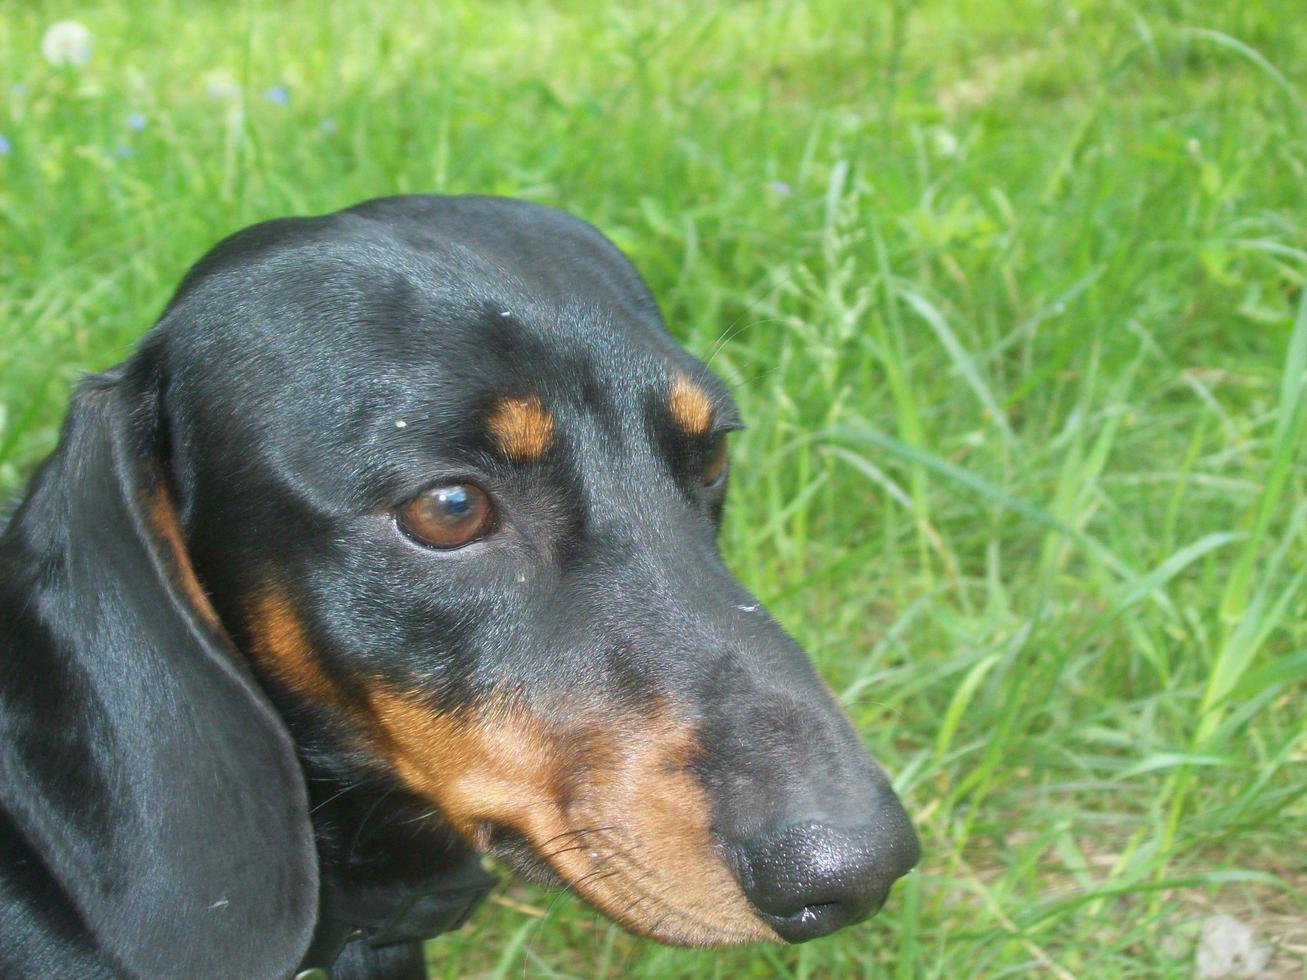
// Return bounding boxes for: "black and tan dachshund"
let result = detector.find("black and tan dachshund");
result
[0,195,919,979]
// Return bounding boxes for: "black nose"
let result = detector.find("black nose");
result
[733,804,920,942]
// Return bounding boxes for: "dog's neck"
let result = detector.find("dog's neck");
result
[307,754,471,883]
[216,597,497,957]
[297,754,496,968]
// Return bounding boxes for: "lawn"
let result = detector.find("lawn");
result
[2,0,1305,975]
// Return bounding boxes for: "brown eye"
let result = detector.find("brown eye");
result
[396,484,493,549]
[703,434,728,488]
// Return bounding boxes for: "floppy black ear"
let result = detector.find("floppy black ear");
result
[0,371,318,977]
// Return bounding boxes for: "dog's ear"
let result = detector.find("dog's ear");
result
[0,370,318,977]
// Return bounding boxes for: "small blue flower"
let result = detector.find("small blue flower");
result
[0,135,10,155]
[10,83,26,97]
[126,112,147,131]
[768,181,792,197]
[113,141,134,159]
[320,117,337,134]
[263,85,290,105]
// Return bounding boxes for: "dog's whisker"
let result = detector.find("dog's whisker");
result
[535,824,615,851]
[706,315,788,367]
[705,272,796,360]
[346,786,399,857]
[308,774,384,814]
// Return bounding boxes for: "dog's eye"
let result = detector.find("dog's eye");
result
[703,434,728,488]
[396,484,493,549]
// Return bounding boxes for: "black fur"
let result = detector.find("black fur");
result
[0,196,919,977]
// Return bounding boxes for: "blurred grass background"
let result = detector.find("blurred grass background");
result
[2,0,1305,975]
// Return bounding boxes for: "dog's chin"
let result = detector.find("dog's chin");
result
[484,825,566,888]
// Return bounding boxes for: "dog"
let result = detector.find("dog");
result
[0,195,920,979]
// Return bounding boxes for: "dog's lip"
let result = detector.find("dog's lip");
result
[483,823,566,888]
[474,816,778,945]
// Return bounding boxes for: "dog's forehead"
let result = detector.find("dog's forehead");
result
[170,198,716,404]
[348,298,734,459]
[291,265,728,430]
[164,205,735,498]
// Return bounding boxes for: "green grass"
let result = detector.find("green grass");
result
[3,0,1305,975]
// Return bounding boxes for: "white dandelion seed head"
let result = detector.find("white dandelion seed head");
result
[41,20,92,68]
[930,127,960,158]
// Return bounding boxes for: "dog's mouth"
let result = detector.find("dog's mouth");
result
[354,689,778,946]
[483,823,566,888]
[240,600,776,946]
[473,812,774,947]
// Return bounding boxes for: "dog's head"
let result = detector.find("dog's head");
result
[3,195,917,966]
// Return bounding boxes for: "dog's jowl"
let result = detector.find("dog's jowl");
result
[0,195,920,979]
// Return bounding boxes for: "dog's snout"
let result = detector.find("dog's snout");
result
[733,803,920,943]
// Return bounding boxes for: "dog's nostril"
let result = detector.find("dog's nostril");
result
[733,808,920,943]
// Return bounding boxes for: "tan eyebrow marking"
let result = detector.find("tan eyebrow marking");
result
[487,396,555,460]
[668,375,713,435]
